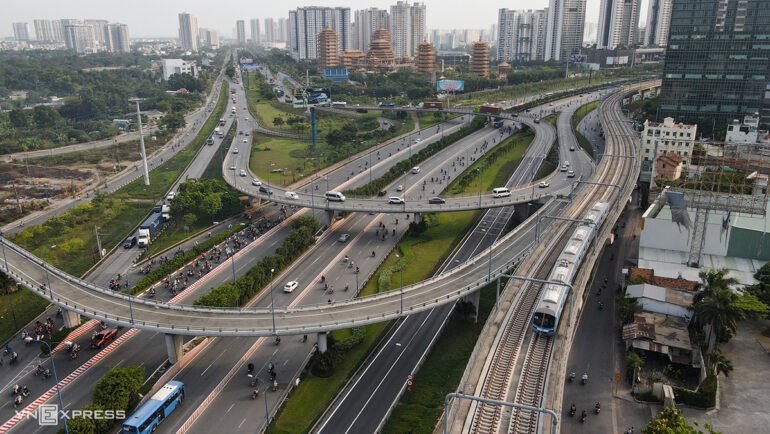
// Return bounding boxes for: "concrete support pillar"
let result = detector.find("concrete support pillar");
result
[413,212,421,223]
[325,210,335,227]
[62,309,80,329]
[462,290,481,322]
[165,333,184,364]
[317,332,328,354]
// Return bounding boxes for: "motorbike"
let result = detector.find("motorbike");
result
[11,384,20,396]
[21,387,29,397]
[569,405,576,416]
[581,374,588,385]
[580,411,587,423]
[34,365,44,376]
[251,389,259,400]
[568,372,576,383]
[595,403,601,414]
[13,396,22,408]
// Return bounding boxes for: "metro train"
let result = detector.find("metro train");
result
[532,200,610,336]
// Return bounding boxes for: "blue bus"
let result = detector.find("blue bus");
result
[122,381,185,434]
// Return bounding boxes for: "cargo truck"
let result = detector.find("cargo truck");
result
[153,205,171,222]
[480,104,502,115]
[136,212,163,247]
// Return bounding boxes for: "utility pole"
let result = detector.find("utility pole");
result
[130,98,150,186]
[94,226,104,257]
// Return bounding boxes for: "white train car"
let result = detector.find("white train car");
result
[532,200,610,336]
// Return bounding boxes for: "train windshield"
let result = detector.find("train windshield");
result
[533,313,555,329]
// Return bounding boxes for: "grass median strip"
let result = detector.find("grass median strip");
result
[269,127,535,433]
[572,100,598,158]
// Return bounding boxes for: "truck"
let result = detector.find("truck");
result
[480,104,502,115]
[332,101,347,108]
[419,101,444,109]
[153,205,171,222]
[378,102,395,108]
[136,212,163,247]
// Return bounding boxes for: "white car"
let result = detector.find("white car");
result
[242,139,248,143]
[251,178,262,186]
[239,170,247,177]
[229,165,236,171]
[285,191,299,200]
[539,181,549,188]
[411,166,421,174]
[396,185,404,192]
[388,196,405,204]
[233,148,239,154]
[567,170,575,178]
[166,192,175,201]
[283,281,299,293]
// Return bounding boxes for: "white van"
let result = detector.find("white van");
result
[285,191,299,200]
[492,187,511,198]
[325,191,346,202]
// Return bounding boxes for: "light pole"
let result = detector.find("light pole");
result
[44,245,56,299]
[477,167,483,207]
[35,340,69,434]
[395,253,404,314]
[247,374,271,433]
[227,225,238,307]
[0,234,18,330]
[269,268,276,334]
[129,98,150,186]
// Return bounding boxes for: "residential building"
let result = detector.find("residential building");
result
[12,23,30,41]
[584,21,598,44]
[644,0,672,47]
[659,0,770,134]
[104,23,130,53]
[628,267,699,291]
[33,20,56,42]
[83,20,108,44]
[497,9,547,63]
[278,18,288,42]
[545,0,587,61]
[265,18,276,43]
[250,19,260,45]
[353,8,389,52]
[63,23,97,53]
[597,0,641,49]
[470,40,490,76]
[622,312,697,365]
[654,152,684,180]
[162,59,198,81]
[390,1,426,58]
[625,283,694,321]
[178,13,199,52]
[199,28,219,49]
[288,7,351,60]
[642,117,698,167]
[236,20,246,45]
[317,28,339,69]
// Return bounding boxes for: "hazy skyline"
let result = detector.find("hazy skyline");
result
[5,0,644,39]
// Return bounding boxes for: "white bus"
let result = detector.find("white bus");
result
[492,187,511,198]
[325,191,346,202]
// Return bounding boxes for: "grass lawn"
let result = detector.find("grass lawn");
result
[249,134,313,185]
[572,101,598,158]
[0,286,51,344]
[270,127,534,433]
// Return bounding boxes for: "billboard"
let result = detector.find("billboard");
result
[292,87,331,108]
[437,80,465,92]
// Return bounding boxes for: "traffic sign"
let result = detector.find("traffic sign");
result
[406,380,413,386]
[407,374,414,380]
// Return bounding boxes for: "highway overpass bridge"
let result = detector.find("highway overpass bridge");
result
[0,82,654,362]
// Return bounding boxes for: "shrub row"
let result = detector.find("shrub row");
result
[57,366,144,434]
[193,216,321,307]
[345,116,488,197]
[673,374,717,408]
[128,224,244,295]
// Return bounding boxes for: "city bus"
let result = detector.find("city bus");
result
[122,381,185,434]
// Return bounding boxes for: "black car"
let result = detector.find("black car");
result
[428,197,446,204]
[377,190,387,197]
[259,186,273,195]
[123,237,137,249]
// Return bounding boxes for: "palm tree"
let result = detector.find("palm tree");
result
[692,286,746,350]
[694,268,739,304]
[704,350,734,378]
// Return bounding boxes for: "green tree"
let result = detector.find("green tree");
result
[9,108,28,128]
[91,366,145,414]
[56,415,96,434]
[625,351,644,382]
[199,193,223,219]
[273,116,284,131]
[162,112,186,132]
[225,64,236,79]
[692,269,745,348]
[33,105,60,127]
[642,407,719,434]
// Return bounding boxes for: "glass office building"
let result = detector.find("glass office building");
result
[659,0,770,135]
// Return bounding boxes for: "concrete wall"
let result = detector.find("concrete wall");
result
[640,217,730,256]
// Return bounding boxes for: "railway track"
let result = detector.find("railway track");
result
[468,282,543,433]
[462,82,647,434]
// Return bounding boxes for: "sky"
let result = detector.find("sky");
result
[5,0,646,39]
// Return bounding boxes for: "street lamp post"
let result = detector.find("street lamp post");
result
[227,225,238,307]
[477,168,483,207]
[44,245,56,300]
[35,340,69,434]
[395,254,404,314]
[269,268,276,334]
[0,234,18,330]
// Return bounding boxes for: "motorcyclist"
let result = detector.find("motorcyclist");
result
[570,404,576,415]
[568,372,576,382]
[12,384,19,395]
[580,410,587,422]
[595,402,601,413]
[13,395,22,407]
[252,389,259,399]
[21,386,29,397]
[581,373,588,384]
[247,363,254,374]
